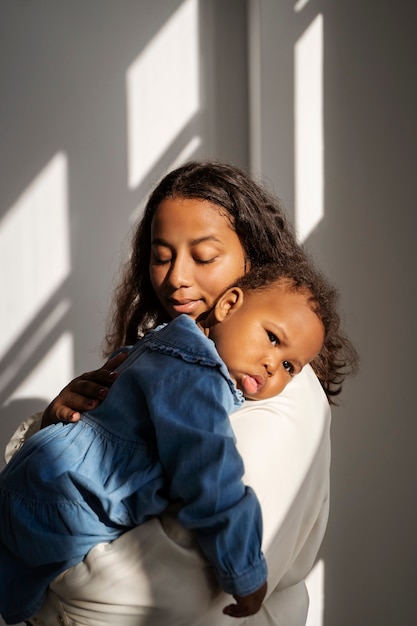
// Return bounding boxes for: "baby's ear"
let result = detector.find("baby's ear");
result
[214,287,244,322]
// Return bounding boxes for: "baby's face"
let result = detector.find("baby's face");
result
[210,283,325,400]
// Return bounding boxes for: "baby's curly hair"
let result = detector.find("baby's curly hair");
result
[234,261,359,404]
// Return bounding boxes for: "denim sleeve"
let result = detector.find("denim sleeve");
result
[145,366,267,597]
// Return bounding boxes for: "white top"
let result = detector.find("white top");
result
[6,364,331,626]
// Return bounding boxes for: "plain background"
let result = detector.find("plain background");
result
[0,2,416,625]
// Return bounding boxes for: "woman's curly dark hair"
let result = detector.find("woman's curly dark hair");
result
[104,160,358,402]
[234,262,359,404]
[104,160,305,354]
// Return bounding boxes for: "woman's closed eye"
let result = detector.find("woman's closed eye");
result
[193,256,217,265]
[150,246,172,265]
[152,256,171,265]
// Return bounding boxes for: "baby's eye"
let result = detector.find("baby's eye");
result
[267,331,278,346]
[282,360,294,375]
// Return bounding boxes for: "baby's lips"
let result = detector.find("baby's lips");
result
[241,374,264,395]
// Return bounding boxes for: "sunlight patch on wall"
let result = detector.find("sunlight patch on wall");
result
[306,559,325,626]
[126,0,200,190]
[294,13,324,242]
[0,153,71,357]
[8,331,74,402]
[294,0,312,13]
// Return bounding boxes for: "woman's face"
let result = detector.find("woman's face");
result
[150,197,247,321]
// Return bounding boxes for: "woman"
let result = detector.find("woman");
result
[7,161,345,626]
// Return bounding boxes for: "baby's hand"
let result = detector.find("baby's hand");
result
[222,581,267,618]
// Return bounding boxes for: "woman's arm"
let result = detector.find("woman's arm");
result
[4,412,44,464]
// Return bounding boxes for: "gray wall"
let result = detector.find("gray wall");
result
[1,1,416,626]
[0,0,249,457]
[253,2,417,625]
[0,2,249,624]
[317,3,417,625]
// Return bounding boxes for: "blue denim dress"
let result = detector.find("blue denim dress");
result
[0,315,267,624]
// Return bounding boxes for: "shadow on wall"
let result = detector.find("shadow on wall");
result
[0,3,249,619]
[0,0,249,461]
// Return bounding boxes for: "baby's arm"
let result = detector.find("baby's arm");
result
[144,365,267,615]
[223,581,268,618]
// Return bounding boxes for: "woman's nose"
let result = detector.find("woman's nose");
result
[166,256,193,288]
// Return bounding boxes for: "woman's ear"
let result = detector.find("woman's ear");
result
[213,287,244,322]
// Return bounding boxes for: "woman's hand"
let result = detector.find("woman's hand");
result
[41,352,128,428]
[222,581,267,618]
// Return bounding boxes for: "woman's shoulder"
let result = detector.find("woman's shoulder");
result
[231,365,330,447]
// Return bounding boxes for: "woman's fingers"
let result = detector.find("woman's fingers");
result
[41,352,128,428]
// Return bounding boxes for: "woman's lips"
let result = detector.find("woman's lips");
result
[168,298,201,315]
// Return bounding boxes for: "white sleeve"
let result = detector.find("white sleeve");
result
[31,365,331,626]
[193,364,331,626]
[4,412,43,464]
[233,363,331,592]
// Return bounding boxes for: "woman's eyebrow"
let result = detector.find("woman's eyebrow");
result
[151,238,170,246]
[190,235,222,245]
[151,236,222,246]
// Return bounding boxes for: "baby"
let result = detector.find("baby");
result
[0,259,345,624]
